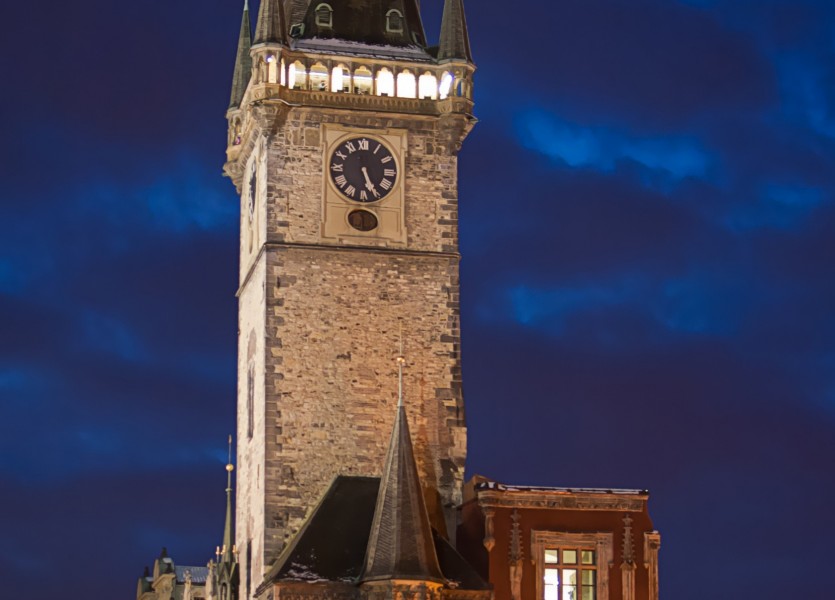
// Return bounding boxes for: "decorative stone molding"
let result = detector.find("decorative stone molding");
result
[643,532,661,600]
[482,509,495,552]
[509,510,524,600]
[620,515,636,600]
[479,491,645,512]
[531,531,613,600]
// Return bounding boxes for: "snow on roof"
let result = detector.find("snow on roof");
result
[175,566,209,584]
[292,38,434,62]
[476,480,648,496]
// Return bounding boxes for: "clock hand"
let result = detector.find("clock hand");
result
[360,167,377,193]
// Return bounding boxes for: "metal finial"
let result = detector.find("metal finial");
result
[397,324,405,409]
[226,435,234,492]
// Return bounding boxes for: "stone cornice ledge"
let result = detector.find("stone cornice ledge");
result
[476,489,646,512]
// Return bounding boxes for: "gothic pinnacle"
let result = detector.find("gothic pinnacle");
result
[438,0,473,63]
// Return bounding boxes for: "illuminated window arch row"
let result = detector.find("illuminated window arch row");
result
[271,57,471,100]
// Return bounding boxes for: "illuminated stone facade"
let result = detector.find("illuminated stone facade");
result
[223,0,475,596]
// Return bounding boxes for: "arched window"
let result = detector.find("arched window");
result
[310,62,328,91]
[396,70,416,98]
[386,9,404,33]
[418,72,437,100]
[331,64,349,92]
[315,3,333,27]
[289,60,307,90]
[439,71,453,100]
[266,53,277,83]
[354,66,373,94]
[376,68,394,96]
[280,59,286,86]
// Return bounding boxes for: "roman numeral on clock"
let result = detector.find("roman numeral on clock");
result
[381,156,392,164]
[331,163,343,172]
[358,139,369,150]
[345,185,357,197]
[335,175,347,188]
[380,179,392,191]
[384,169,395,177]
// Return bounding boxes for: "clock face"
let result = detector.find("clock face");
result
[329,136,398,203]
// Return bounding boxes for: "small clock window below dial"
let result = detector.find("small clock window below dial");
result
[329,137,398,203]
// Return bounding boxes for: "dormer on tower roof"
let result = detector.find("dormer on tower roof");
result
[229,0,253,109]
[254,0,288,45]
[295,0,427,48]
[438,0,472,63]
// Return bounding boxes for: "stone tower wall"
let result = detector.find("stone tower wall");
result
[235,103,470,587]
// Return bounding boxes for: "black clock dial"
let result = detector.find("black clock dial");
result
[329,137,398,203]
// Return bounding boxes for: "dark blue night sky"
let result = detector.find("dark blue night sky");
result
[2,1,834,598]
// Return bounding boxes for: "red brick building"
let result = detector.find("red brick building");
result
[458,477,660,600]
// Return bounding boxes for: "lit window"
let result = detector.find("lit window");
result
[310,62,328,91]
[386,9,404,33]
[543,548,596,600]
[533,532,612,600]
[376,68,394,96]
[315,3,333,27]
[331,65,348,93]
[353,66,373,94]
[396,70,416,98]
[439,72,453,99]
[418,72,438,99]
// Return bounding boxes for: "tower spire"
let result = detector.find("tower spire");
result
[360,346,445,584]
[438,0,473,63]
[254,0,287,45]
[229,0,253,109]
[222,435,235,563]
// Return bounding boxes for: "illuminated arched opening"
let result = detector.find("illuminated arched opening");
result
[376,68,394,96]
[418,72,437,99]
[439,71,453,100]
[289,60,307,90]
[331,64,349,92]
[353,66,373,94]
[396,70,417,98]
[310,62,328,91]
[266,53,277,83]
[280,59,286,86]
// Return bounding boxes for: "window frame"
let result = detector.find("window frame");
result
[532,531,613,600]
[315,3,333,27]
[386,9,404,33]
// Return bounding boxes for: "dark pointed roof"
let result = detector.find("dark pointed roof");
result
[254,0,287,45]
[296,0,427,48]
[360,401,444,583]
[229,0,253,109]
[285,0,310,27]
[258,476,489,592]
[437,0,472,63]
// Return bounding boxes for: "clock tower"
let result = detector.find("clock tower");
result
[223,0,475,597]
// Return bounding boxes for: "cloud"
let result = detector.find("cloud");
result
[515,108,710,180]
[724,184,827,231]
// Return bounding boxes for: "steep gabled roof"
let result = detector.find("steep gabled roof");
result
[258,476,488,591]
[254,0,287,45]
[296,0,427,48]
[360,402,444,584]
[229,1,252,110]
[437,0,472,63]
